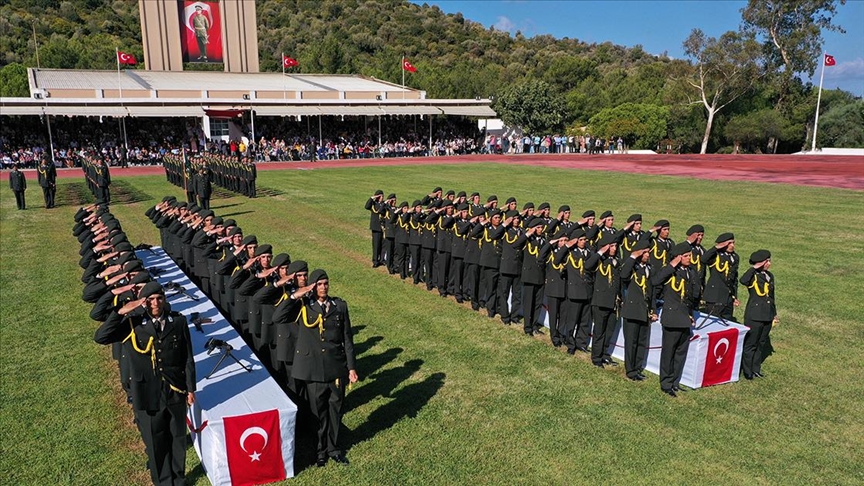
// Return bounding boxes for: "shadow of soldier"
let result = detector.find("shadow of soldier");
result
[344,356,418,414]
[344,372,446,449]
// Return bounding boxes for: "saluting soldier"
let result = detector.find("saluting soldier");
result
[392,202,411,279]
[365,190,386,268]
[648,219,674,309]
[684,224,707,291]
[227,235,258,334]
[472,208,506,319]
[408,200,424,285]
[590,233,622,368]
[252,252,291,371]
[556,227,601,354]
[620,214,648,259]
[620,239,656,381]
[520,218,549,336]
[740,250,777,380]
[702,233,740,321]
[215,227,245,318]
[37,156,57,208]
[430,200,456,297]
[450,203,472,303]
[499,210,526,325]
[545,228,570,348]
[236,244,274,353]
[382,193,398,273]
[271,260,309,390]
[420,201,438,290]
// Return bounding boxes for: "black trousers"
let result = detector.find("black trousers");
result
[465,262,480,305]
[623,318,650,378]
[135,399,187,486]
[303,378,346,458]
[449,257,464,299]
[563,299,592,352]
[547,296,565,346]
[703,299,735,321]
[198,197,210,210]
[421,247,435,289]
[370,231,383,265]
[436,251,451,295]
[394,242,409,278]
[498,273,519,322]
[742,320,772,376]
[591,306,617,364]
[522,283,544,333]
[660,327,690,390]
[384,237,395,271]
[41,186,52,208]
[482,266,500,317]
[13,190,25,209]
[409,244,422,283]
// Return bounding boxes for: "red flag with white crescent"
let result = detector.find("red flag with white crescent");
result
[117,51,137,65]
[824,54,836,66]
[282,55,298,68]
[402,59,417,73]
[702,327,739,386]
[223,409,285,486]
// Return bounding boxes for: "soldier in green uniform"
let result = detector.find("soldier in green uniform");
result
[8,163,26,210]
[740,250,777,379]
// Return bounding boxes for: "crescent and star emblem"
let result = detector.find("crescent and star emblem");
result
[713,338,730,364]
[239,426,269,462]
[119,53,132,63]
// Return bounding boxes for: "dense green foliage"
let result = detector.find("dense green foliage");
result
[2,165,864,484]
[588,103,670,150]
[0,0,859,151]
[494,80,564,135]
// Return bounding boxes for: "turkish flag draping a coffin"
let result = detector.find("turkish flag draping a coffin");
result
[701,327,740,387]
[224,409,286,486]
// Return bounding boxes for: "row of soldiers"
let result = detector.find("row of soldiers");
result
[145,196,357,465]
[75,203,195,484]
[163,153,257,200]
[366,187,778,396]
[81,156,112,204]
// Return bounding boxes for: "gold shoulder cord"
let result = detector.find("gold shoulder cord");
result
[548,253,565,271]
[598,261,613,284]
[632,272,648,295]
[710,257,729,277]
[690,253,702,272]
[749,278,770,297]
[652,242,667,266]
[527,242,540,257]
[505,231,518,244]
[567,253,585,276]
[300,304,324,335]
[669,275,686,300]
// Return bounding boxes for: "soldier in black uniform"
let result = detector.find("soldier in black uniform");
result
[195,164,213,210]
[382,193,397,273]
[740,250,777,379]
[620,239,656,381]
[684,224,707,291]
[94,281,196,485]
[472,208,506,318]
[37,157,57,208]
[365,190,386,267]
[620,214,648,259]
[648,219,674,309]
[428,200,456,297]
[545,228,569,347]
[288,269,358,466]
[498,210,525,325]
[252,252,291,371]
[226,235,258,335]
[450,203,472,303]
[236,244,274,352]
[8,164,26,210]
[94,158,111,204]
[272,260,309,390]
[556,227,601,354]
[520,218,549,336]
[590,233,622,367]
[702,233,740,321]
[392,202,411,279]
[408,200,424,285]
[653,242,701,397]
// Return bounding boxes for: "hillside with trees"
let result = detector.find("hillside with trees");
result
[0,0,860,152]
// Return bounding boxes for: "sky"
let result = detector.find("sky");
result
[412,0,864,96]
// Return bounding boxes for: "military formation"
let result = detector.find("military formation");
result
[145,196,356,467]
[366,187,779,397]
[81,155,112,203]
[76,203,195,485]
[163,153,257,200]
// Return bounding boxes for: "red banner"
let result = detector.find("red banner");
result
[702,327,739,386]
[180,1,223,63]
[223,409,285,486]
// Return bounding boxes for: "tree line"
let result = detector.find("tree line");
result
[0,0,860,152]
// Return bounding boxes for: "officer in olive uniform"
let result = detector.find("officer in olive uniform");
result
[653,242,701,397]
[365,190,386,267]
[94,281,196,485]
[37,157,57,208]
[288,269,358,467]
[8,164,26,209]
[740,250,777,380]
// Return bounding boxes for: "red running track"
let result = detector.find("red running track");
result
[4,154,863,190]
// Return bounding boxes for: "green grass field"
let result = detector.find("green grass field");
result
[2,163,863,485]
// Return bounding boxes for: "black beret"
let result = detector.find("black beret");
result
[487,195,498,203]
[110,234,128,246]
[429,200,442,209]
[115,241,133,253]
[470,192,480,198]
[228,227,243,237]
[506,197,517,204]
[242,235,258,246]
[287,260,308,274]
[412,200,422,207]
[488,209,503,219]
[671,242,693,258]
[199,210,215,219]
[162,195,176,202]
[188,204,200,213]
[749,249,771,265]
[139,281,164,299]
[551,228,569,241]
[446,190,455,196]
[600,210,613,219]
[387,193,396,200]
[399,201,409,209]
[116,252,136,265]
[433,186,442,193]
[632,239,652,252]
[309,269,329,283]
[523,202,535,210]
[715,232,735,243]
[374,189,384,196]
[223,218,236,227]
[538,202,550,211]
[456,203,469,211]
[528,218,545,229]
[627,214,642,223]
[106,220,121,231]
[211,216,224,226]
[598,232,617,247]
[254,244,273,256]
[582,210,595,218]
[686,224,705,236]
[457,191,467,198]
[558,205,570,212]
[654,220,670,229]
[271,253,290,268]
[440,200,453,208]
[505,210,519,219]
[129,272,151,285]
[569,227,586,239]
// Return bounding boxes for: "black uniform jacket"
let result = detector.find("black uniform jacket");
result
[288,295,356,382]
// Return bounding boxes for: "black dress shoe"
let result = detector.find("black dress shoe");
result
[455,297,464,304]
[628,375,644,381]
[602,358,619,367]
[662,389,677,398]
[593,362,605,368]
[672,385,687,393]
[501,317,511,325]
[471,304,480,311]
[637,372,647,380]
[532,327,545,334]
[316,457,328,467]
[575,346,589,353]
[330,453,349,465]
[743,373,754,380]
[754,372,765,378]
[566,348,576,355]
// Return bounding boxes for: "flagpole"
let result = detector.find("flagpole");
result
[116,47,128,150]
[282,52,286,101]
[401,55,406,100]
[811,52,827,152]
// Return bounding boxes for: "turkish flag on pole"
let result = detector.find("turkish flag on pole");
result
[701,327,739,387]
[282,55,298,68]
[117,51,137,65]
[402,58,417,73]
[223,409,286,486]
[824,54,836,66]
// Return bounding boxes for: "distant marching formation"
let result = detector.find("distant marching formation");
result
[365,187,779,397]
[162,153,257,204]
